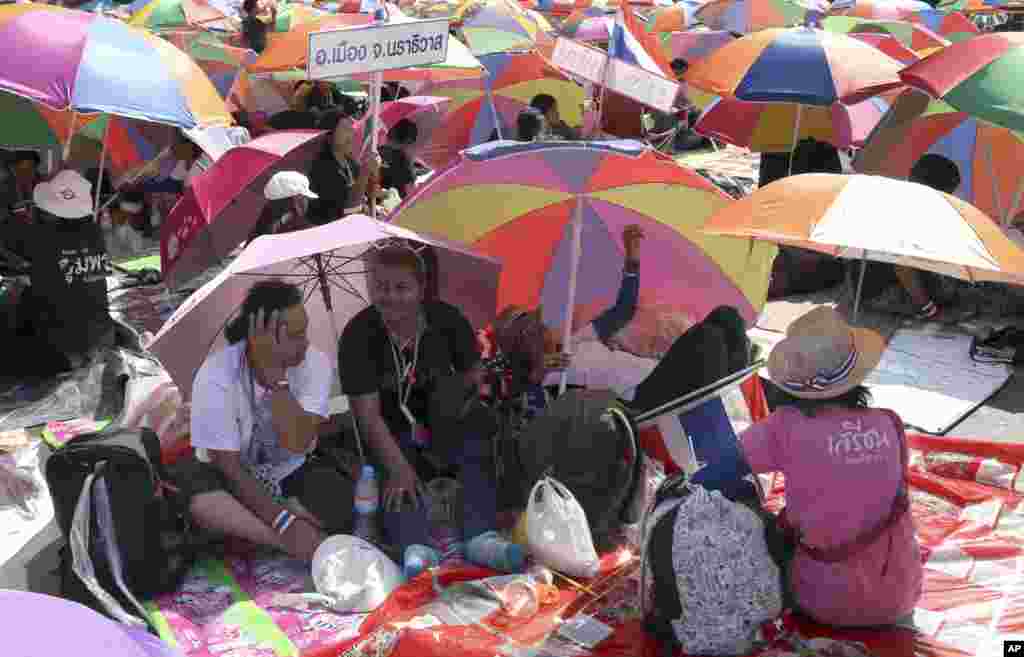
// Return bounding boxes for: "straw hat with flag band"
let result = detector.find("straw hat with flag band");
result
[767,307,886,400]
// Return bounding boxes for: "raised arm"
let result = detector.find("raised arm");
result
[590,224,643,343]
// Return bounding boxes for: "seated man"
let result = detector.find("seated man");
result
[9,170,116,374]
[529,94,580,141]
[171,281,353,560]
[378,119,419,199]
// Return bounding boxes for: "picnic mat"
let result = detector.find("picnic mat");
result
[147,428,1024,657]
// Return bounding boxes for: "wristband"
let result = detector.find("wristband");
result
[278,513,297,535]
[273,509,294,534]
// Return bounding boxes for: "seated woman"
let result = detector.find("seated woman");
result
[338,240,496,562]
[710,307,921,627]
[246,171,318,244]
[308,119,379,224]
[378,120,419,200]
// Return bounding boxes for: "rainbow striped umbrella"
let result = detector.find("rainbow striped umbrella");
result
[0,3,231,128]
[822,16,949,54]
[686,27,904,106]
[416,50,582,168]
[861,94,1024,223]
[846,32,920,65]
[391,140,777,335]
[456,0,556,55]
[910,9,978,42]
[695,0,807,34]
[560,7,614,41]
[695,95,891,151]
[667,29,735,63]
[901,32,1024,134]
[162,29,254,99]
[829,0,932,21]
[644,1,697,33]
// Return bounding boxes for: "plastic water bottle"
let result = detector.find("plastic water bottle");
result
[403,544,440,580]
[466,531,525,573]
[353,465,380,544]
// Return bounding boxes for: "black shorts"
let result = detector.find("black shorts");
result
[168,448,357,535]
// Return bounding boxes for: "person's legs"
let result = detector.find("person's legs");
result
[893,266,937,317]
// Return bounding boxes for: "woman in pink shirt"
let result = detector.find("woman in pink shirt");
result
[740,307,922,627]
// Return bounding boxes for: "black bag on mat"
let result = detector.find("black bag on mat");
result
[46,428,196,621]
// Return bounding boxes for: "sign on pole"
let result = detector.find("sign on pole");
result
[307,17,450,80]
[551,37,607,85]
[551,37,678,114]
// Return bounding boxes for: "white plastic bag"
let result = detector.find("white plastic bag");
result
[526,477,600,578]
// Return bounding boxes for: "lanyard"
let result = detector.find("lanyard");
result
[388,318,422,428]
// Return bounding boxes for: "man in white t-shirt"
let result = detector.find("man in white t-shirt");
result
[170,281,349,560]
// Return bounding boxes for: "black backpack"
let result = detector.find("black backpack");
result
[510,389,642,550]
[45,428,196,621]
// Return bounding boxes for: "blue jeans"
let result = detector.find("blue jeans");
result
[680,398,753,500]
[380,427,498,554]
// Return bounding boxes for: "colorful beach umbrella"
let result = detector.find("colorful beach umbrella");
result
[352,95,452,157]
[457,0,556,55]
[152,215,501,397]
[900,32,1024,134]
[162,29,254,99]
[910,9,978,42]
[829,0,932,21]
[703,173,1024,291]
[667,29,735,62]
[0,4,231,128]
[821,16,949,53]
[561,7,615,41]
[161,129,328,289]
[695,0,808,34]
[694,95,890,151]
[846,31,921,65]
[416,49,583,168]
[685,27,904,106]
[644,2,696,33]
[391,140,777,336]
[860,95,1024,224]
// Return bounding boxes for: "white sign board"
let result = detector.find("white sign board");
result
[551,37,679,113]
[605,58,679,114]
[552,37,607,85]
[307,18,450,80]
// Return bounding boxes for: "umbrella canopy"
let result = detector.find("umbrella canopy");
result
[0,3,231,128]
[694,95,890,151]
[685,27,904,106]
[161,129,328,289]
[695,0,808,34]
[129,0,326,33]
[667,29,735,62]
[859,95,1024,223]
[416,49,583,168]
[457,0,556,55]
[900,32,1024,134]
[150,214,502,396]
[352,95,452,157]
[703,173,1024,285]
[390,140,777,331]
[522,0,672,18]
[910,9,978,41]
[821,16,949,53]
[829,0,932,20]
[644,2,696,33]
[561,7,615,41]
[162,29,255,99]
[846,31,921,65]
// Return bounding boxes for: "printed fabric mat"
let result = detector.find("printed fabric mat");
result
[147,430,1024,657]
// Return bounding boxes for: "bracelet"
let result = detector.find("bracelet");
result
[278,513,297,535]
[272,509,294,534]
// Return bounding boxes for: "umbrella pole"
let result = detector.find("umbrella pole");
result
[367,70,383,219]
[787,104,803,177]
[94,118,110,222]
[852,252,867,323]
[63,111,77,163]
[559,195,585,395]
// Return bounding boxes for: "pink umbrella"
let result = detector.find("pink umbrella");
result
[848,32,920,65]
[150,215,502,397]
[352,95,453,158]
[160,129,328,290]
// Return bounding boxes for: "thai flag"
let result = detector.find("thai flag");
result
[608,8,674,78]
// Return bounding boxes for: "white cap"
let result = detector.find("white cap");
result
[311,535,402,613]
[33,170,93,219]
[264,171,318,201]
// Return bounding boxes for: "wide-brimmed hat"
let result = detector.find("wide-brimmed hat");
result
[264,171,318,200]
[767,307,885,400]
[33,170,93,219]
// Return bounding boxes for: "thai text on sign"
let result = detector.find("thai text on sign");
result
[307,17,450,79]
